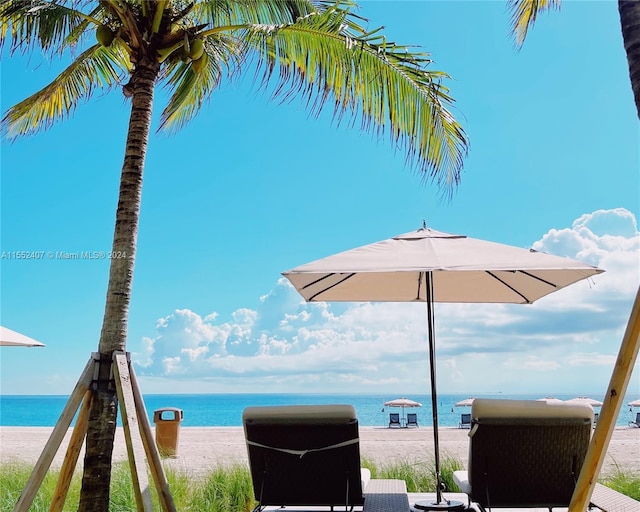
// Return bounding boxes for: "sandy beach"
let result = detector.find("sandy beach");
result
[1,426,638,478]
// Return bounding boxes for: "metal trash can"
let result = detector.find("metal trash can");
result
[154,407,183,458]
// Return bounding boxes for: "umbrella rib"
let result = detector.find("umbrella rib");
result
[486,271,533,303]
[518,270,558,290]
[303,273,356,301]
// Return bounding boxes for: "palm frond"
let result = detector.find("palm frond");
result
[242,4,468,189]
[63,3,106,53]
[506,0,562,47]
[158,34,244,131]
[2,41,131,138]
[0,0,92,54]
[192,0,329,28]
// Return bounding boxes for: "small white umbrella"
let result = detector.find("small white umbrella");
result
[567,396,603,407]
[384,397,422,421]
[0,326,45,347]
[384,397,422,408]
[628,399,640,407]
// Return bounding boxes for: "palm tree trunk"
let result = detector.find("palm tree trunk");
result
[78,61,159,511]
[619,0,640,119]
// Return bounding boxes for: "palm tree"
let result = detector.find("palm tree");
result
[506,2,640,511]
[507,0,640,118]
[1,1,468,508]
[618,0,640,118]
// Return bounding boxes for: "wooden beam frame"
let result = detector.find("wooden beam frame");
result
[12,352,177,512]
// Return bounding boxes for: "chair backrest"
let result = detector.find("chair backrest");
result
[467,399,593,509]
[635,412,640,424]
[407,413,418,426]
[243,404,364,508]
[460,413,471,426]
[389,412,400,425]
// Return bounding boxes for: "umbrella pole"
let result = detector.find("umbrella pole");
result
[414,272,464,511]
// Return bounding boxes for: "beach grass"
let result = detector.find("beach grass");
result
[1,457,638,510]
[0,461,255,511]
[362,455,464,493]
[599,462,640,501]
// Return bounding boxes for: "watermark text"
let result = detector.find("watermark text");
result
[1,250,127,261]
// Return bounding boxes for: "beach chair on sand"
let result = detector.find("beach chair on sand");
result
[406,413,419,428]
[629,411,640,428]
[458,413,471,429]
[389,412,401,428]
[243,404,371,511]
[453,398,593,511]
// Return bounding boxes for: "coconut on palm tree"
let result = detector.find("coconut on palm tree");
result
[1,1,468,509]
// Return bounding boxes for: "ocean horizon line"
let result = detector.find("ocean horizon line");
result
[2,392,638,428]
[0,391,620,399]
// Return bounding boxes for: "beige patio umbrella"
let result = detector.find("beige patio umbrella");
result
[454,397,475,407]
[567,396,603,407]
[0,326,45,347]
[537,396,564,403]
[283,224,603,511]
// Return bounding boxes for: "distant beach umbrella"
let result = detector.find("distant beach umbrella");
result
[384,397,422,408]
[454,398,475,407]
[283,224,603,510]
[383,397,421,423]
[629,399,640,408]
[567,396,603,407]
[0,326,45,347]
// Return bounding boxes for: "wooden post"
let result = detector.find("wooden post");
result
[49,390,92,512]
[12,352,178,511]
[113,351,154,511]
[129,362,177,512]
[13,358,94,512]
[569,285,640,511]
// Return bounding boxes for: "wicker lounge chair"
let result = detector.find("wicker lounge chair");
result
[406,413,418,428]
[243,404,371,511]
[388,412,401,428]
[452,398,593,511]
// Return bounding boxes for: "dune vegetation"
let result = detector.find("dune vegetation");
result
[1,457,638,511]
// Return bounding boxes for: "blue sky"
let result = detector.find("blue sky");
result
[1,1,639,398]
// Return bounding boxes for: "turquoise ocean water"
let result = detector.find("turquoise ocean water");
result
[1,393,639,428]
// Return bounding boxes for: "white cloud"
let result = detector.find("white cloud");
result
[133,208,640,394]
